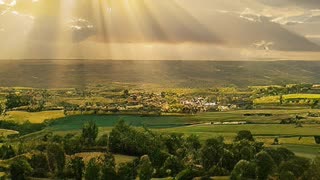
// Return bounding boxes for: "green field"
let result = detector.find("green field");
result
[46,108,320,132]
[46,115,191,131]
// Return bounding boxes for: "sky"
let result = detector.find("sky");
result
[0,0,320,60]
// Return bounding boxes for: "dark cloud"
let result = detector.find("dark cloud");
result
[258,0,320,9]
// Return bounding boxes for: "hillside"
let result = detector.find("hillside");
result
[0,60,320,88]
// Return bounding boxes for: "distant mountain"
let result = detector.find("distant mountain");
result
[0,60,319,88]
[203,12,320,51]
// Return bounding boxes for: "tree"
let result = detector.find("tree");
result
[234,130,254,142]
[314,136,320,144]
[265,147,295,166]
[5,93,30,109]
[230,160,256,180]
[101,152,117,180]
[46,143,66,177]
[176,168,201,180]
[0,144,16,159]
[69,156,85,180]
[96,134,109,147]
[160,155,183,176]
[279,157,310,178]
[279,171,295,180]
[185,134,201,151]
[10,158,32,180]
[81,120,98,146]
[163,133,184,155]
[138,155,153,180]
[85,158,100,180]
[304,156,320,180]
[201,137,224,170]
[29,153,49,178]
[117,159,139,180]
[63,135,82,155]
[255,151,275,180]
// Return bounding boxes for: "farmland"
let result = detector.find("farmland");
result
[0,83,320,179]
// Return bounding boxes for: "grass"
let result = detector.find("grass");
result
[280,144,320,159]
[2,110,65,123]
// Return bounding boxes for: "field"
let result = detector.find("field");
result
[0,107,320,178]
[75,152,137,165]
[46,115,191,131]
[254,94,320,104]
[0,129,19,137]
[2,111,66,124]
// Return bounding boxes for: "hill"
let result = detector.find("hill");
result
[0,60,320,88]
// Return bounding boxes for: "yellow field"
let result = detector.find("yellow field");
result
[254,94,320,104]
[0,129,19,137]
[3,111,65,123]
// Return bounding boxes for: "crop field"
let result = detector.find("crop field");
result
[46,114,192,131]
[2,111,65,123]
[254,94,320,104]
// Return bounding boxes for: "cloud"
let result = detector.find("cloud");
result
[0,0,319,60]
[258,0,320,9]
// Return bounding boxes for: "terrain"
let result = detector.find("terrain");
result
[0,60,320,88]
